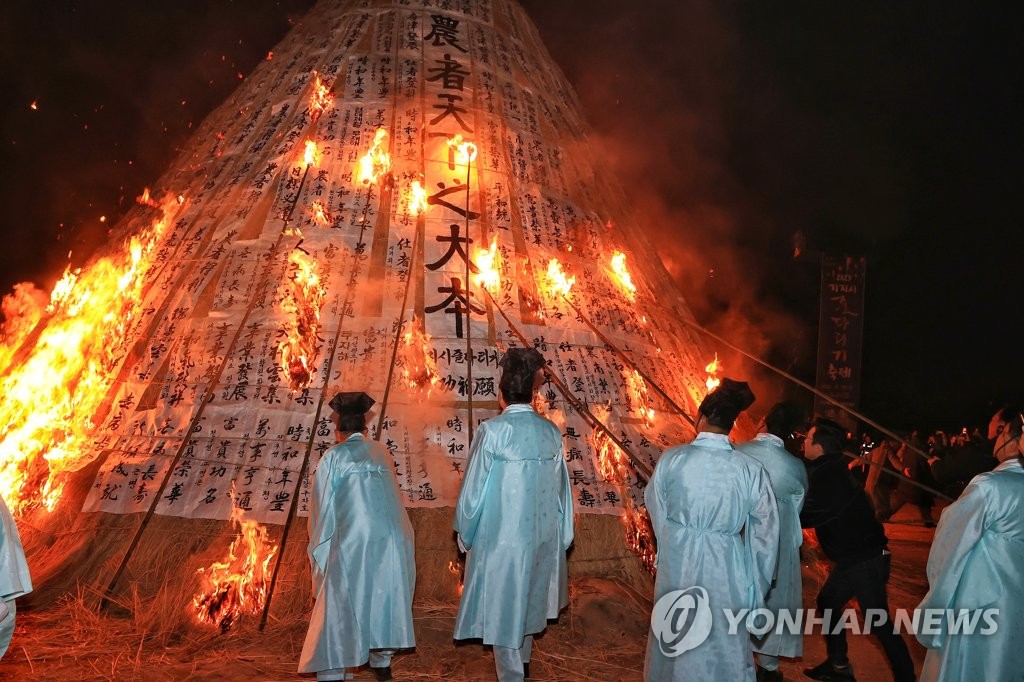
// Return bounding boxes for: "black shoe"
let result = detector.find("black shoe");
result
[804,660,856,681]
[372,666,393,681]
[757,666,783,681]
[523,662,531,679]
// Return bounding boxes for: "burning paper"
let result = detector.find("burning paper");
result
[0,193,181,513]
[193,504,279,632]
[705,353,722,393]
[447,134,478,165]
[356,128,392,185]
[609,250,637,301]
[400,316,440,393]
[309,201,330,226]
[624,370,656,426]
[473,236,501,293]
[595,430,631,486]
[303,139,321,168]
[544,258,575,299]
[308,70,333,122]
[408,180,428,216]
[277,249,327,392]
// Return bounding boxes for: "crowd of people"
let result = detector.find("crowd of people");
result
[2,348,1022,682]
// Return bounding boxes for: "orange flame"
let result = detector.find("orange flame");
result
[400,316,440,393]
[135,187,158,208]
[193,504,279,632]
[473,236,501,294]
[544,259,575,299]
[0,193,183,513]
[595,430,631,486]
[623,501,657,575]
[408,180,428,216]
[447,134,478,165]
[357,128,392,185]
[308,70,333,122]
[309,201,330,226]
[277,250,327,392]
[705,353,722,393]
[303,139,321,168]
[625,370,656,426]
[609,250,637,301]
[448,559,464,596]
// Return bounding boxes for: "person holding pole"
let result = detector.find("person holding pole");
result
[801,417,915,682]
[299,392,415,682]
[453,347,574,682]
[644,378,780,681]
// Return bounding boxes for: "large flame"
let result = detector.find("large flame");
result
[400,316,440,393]
[447,134,478,165]
[356,128,392,185]
[705,353,722,393]
[624,370,656,426]
[193,504,279,632]
[0,193,182,513]
[308,70,333,122]
[408,180,428,216]
[609,250,637,301]
[277,250,327,392]
[544,259,575,299]
[473,236,501,294]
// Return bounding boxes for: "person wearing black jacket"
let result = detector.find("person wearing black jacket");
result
[800,418,915,682]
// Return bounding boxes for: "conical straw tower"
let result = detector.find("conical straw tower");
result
[0,0,721,628]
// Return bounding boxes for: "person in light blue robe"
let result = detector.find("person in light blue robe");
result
[1,493,33,660]
[299,392,415,682]
[454,347,574,682]
[916,407,1024,682]
[736,401,808,680]
[644,378,780,682]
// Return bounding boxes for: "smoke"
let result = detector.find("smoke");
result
[0,1,315,296]
[521,0,814,414]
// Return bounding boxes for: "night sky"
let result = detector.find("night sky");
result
[1,1,1020,433]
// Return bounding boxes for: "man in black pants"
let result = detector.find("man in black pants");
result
[800,418,915,682]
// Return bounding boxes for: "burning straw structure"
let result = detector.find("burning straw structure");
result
[0,0,722,638]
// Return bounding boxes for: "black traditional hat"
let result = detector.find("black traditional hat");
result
[498,347,546,403]
[698,377,755,429]
[328,391,375,415]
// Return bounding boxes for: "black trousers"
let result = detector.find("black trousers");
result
[817,552,915,682]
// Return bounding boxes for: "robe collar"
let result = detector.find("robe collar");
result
[343,432,365,442]
[994,457,1023,473]
[693,431,733,449]
[753,432,784,447]
[502,403,535,415]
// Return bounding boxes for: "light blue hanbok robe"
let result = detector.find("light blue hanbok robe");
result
[737,433,807,659]
[644,432,780,682]
[453,403,574,648]
[916,457,1024,682]
[298,433,416,673]
[1,495,32,659]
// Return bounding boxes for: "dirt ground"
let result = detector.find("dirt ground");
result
[1,505,937,681]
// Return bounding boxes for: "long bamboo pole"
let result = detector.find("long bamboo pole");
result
[484,288,653,482]
[560,294,695,427]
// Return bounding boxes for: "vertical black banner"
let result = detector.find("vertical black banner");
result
[814,255,866,431]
